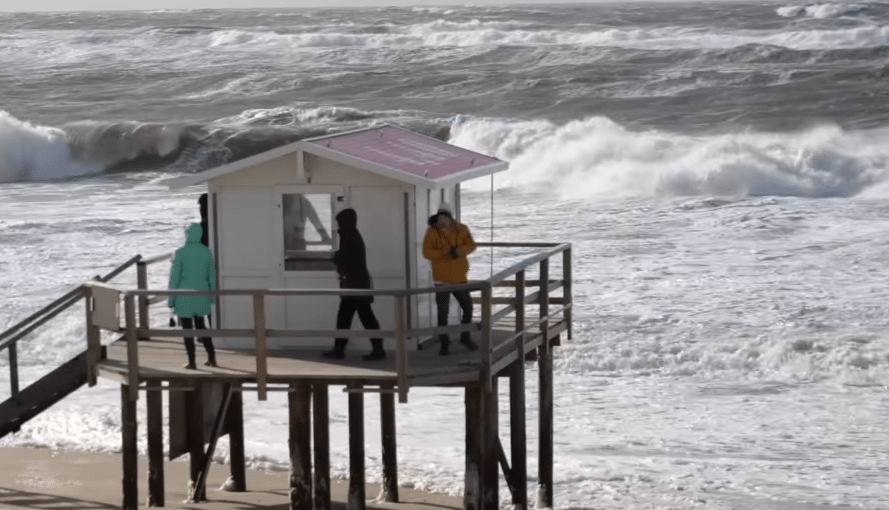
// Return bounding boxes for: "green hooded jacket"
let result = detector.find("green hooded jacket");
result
[168,223,217,318]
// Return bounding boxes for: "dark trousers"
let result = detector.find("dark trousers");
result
[336,299,382,347]
[181,316,215,359]
[435,286,473,344]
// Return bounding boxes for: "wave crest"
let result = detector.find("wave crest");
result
[450,116,889,199]
[0,112,99,183]
[778,3,868,19]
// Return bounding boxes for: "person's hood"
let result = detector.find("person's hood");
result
[185,223,203,243]
[336,208,358,232]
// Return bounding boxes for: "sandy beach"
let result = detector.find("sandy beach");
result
[0,446,463,510]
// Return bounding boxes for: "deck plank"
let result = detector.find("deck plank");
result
[96,326,536,387]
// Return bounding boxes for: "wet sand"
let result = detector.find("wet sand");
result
[0,446,463,510]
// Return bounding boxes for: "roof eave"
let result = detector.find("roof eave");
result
[165,141,302,189]
[431,161,510,188]
[299,141,437,187]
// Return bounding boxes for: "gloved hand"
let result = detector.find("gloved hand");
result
[448,246,460,259]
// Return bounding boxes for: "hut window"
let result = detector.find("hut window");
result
[282,193,336,271]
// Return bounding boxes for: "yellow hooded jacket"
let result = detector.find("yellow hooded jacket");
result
[423,221,476,284]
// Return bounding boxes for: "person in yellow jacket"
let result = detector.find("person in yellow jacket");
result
[422,203,479,355]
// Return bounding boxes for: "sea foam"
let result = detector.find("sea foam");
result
[450,116,889,199]
[0,111,98,183]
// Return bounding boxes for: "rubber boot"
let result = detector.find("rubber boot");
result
[439,336,450,356]
[363,339,386,361]
[322,339,347,359]
[460,334,478,352]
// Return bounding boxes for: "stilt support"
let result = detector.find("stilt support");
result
[537,338,554,508]
[348,383,366,510]
[222,381,246,492]
[464,387,482,510]
[121,384,138,510]
[314,384,331,510]
[289,381,313,510]
[482,378,499,510]
[510,337,528,509]
[186,382,206,502]
[380,388,399,503]
[146,380,165,507]
[193,383,232,502]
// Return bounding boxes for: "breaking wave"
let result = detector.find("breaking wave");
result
[449,116,889,199]
[0,108,451,183]
[778,3,869,19]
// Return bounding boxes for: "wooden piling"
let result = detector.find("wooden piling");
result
[121,384,138,510]
[537,339,554,508]
[380,388,399,503]
[289,381,313,510]
[510,336,528,510]
[224,382,246,492]
[482,377,499,510]
[146,380,165,507]
[313,384,331,510]
[348,383,366,510]
[186,382,206,502]
[464,387,482,510]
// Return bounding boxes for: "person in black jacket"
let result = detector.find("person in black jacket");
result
[322,208,386,361]
[198,193,209,248]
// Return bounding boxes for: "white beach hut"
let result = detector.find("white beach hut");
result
[167,124,507,350]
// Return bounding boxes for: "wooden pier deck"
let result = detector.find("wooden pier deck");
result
[97,321,559,388]
[2,242,572,510]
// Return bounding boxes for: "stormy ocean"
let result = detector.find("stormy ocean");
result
[2,2,889,508]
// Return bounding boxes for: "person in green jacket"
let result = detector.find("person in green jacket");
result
[169,223,217,369]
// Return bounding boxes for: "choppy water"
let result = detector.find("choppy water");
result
[2,2,889,509]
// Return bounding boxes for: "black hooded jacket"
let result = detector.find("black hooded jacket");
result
[333,209,373,302]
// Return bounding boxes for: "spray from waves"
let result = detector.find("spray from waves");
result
[449,116,889,199]
[0,107,451,183]
[778,3,869,19]
[0,112,100,183]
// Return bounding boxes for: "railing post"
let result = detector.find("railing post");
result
[136,262,149,340]
[394,294,408,403]
[562,246,572,341]
[253,293,268,401]
[85,287,101,387]
[481,285,493,392]
[8,343,18,397]
[539,259,550,348]
[515,270,525,351]
[124,294,140,401]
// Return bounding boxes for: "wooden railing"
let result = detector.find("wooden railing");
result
[0,255,142,401]
[84,242,572,404]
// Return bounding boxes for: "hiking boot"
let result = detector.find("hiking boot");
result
[362,349,386,361]
[322,340,347,359]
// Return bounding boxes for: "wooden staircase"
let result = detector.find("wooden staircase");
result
[0,350,91,438]
[0,256,141,440]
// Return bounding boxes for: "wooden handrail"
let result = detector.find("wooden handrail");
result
[0,255,141,351]
[139,253,172,266]
[487,244,571,286]
[87,243,573,405]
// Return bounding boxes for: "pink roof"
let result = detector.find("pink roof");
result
[310,126,500,181]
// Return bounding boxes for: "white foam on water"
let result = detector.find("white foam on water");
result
[450,116,889,200]
[0,111,99,183]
